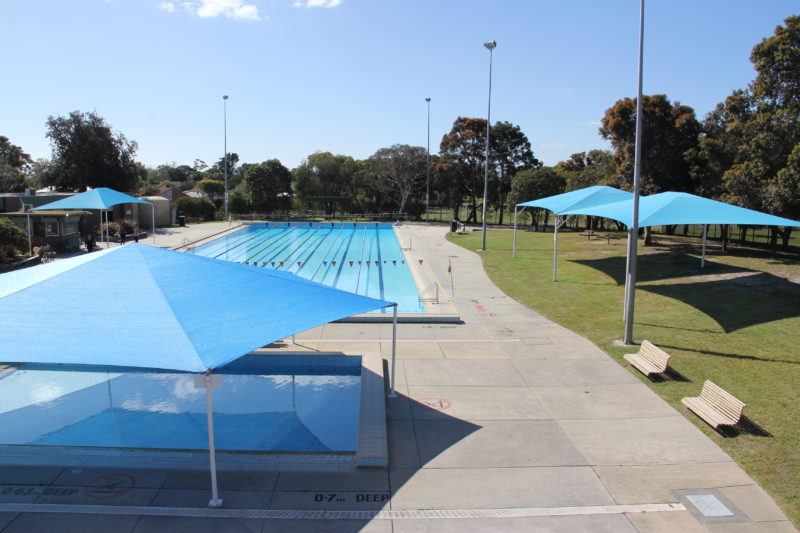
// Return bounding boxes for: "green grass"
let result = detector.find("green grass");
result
[448,228,800,527]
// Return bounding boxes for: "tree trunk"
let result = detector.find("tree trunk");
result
[770,227,778,256]
[721,225,729,252]
[781,227,792,250]
[643,226,652,246]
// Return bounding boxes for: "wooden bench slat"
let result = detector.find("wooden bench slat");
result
[623,340,670,376]
[682,380,745,428]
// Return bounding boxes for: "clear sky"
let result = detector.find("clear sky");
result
[3,0,798,171]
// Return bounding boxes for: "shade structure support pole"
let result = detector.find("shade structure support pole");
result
[553,215,564,282]
[389,304,398,398]
[151,200,156,245]
[701,224,707,268]
[512,206,519,258]
[623,0,645,346]
[204,371,223,508]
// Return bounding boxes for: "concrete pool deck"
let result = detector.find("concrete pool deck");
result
[0,222,795,532]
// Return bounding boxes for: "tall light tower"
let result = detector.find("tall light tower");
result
[223,95,229,221]
[425,97,431,223]
[480,40,496,251]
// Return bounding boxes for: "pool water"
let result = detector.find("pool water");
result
[0,356,361,453]
[188,223,425,313]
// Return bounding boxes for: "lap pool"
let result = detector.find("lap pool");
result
[0,355,361,453]
[187,222,425,314]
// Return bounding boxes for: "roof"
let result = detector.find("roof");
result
[560,191,800,228]
[30,188,150,211]
[0,244,394,372]
[516,186,632,214]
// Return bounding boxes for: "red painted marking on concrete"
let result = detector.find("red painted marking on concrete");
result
[475,305,486,312]
[418,398,451,410]
[84,473,136,500]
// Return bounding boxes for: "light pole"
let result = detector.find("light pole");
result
[223,95,229,221]
[480,40,496,251]
[425,97,431,223]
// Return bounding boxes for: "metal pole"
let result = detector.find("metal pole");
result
[204,372,222,508]
[512,206,518,258]
[623,0,645,345]
[553,215,560,282]
[223,95,229,221]
[389,304,398,398]
[480,40,496,251]
[701,224,707,268]
[425,97,431,224]
[150,200,156,245]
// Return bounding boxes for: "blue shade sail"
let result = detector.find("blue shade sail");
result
[516,186,633,214]
[30,187,150,210]
[0,244,393,372]
[560,191,800,228]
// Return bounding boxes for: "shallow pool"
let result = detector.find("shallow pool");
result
[0,356,361,453]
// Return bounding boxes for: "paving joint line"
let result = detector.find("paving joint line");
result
[0,502,687,520]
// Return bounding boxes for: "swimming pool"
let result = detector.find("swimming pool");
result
[188,222,425,314]
[0,356,361,453]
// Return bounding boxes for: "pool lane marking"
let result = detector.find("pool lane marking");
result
[0,502,686,520]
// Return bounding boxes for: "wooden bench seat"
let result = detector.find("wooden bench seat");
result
[682,380,746,429]
[623,340,670,376]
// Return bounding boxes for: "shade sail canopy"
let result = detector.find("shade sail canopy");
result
[560,191,800,228]
[0,244,394,372]
[30,187,150,211]
[516,185,633,214]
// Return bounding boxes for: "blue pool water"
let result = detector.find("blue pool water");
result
[0,356,361,452]
[188,222,425,313]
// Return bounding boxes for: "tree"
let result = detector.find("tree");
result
[245,160,292,213]
[0,217,29,257]
[490,122,539,224]
[0,136,32,172]
[197,179,224,201]
[42,111,140,192]
[365,144,427,215]
[555,150,615,192]
[0,136,33,193]
[507,167,565,230]
[600,94,701,194]
[293,152,358,215]
[439,117,489,224]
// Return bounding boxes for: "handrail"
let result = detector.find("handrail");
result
[418,281,439,304]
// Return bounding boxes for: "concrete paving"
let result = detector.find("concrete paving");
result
[0,221,796,532]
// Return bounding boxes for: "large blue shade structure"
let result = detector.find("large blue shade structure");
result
[0,244,393,372]
[30,187,154,247]
[29,188,150,211]
[560,191,800,229]
[0,243,396,507]
[513,186,633,281]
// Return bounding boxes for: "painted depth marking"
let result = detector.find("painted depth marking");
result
[0,502,686,520]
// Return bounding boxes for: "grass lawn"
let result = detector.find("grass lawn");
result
[448,227,800,527]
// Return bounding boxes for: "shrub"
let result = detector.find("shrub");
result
[175,196,216,220]
[0,217,29,257]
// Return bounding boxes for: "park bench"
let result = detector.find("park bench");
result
[623,340,671,376]
[681,380,746,429]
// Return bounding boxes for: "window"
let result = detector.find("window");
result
[63,221,79,235]
[45,221,59,236]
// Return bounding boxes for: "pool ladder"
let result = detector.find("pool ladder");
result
[418,281,439,305]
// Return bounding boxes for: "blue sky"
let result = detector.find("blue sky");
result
[3,1,798,171]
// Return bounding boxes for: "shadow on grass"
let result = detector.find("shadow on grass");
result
[658,344,800,366]
[645,367,692,383]
[571,252,752,286]
[717,416,773,438]
[573,253,800,332]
